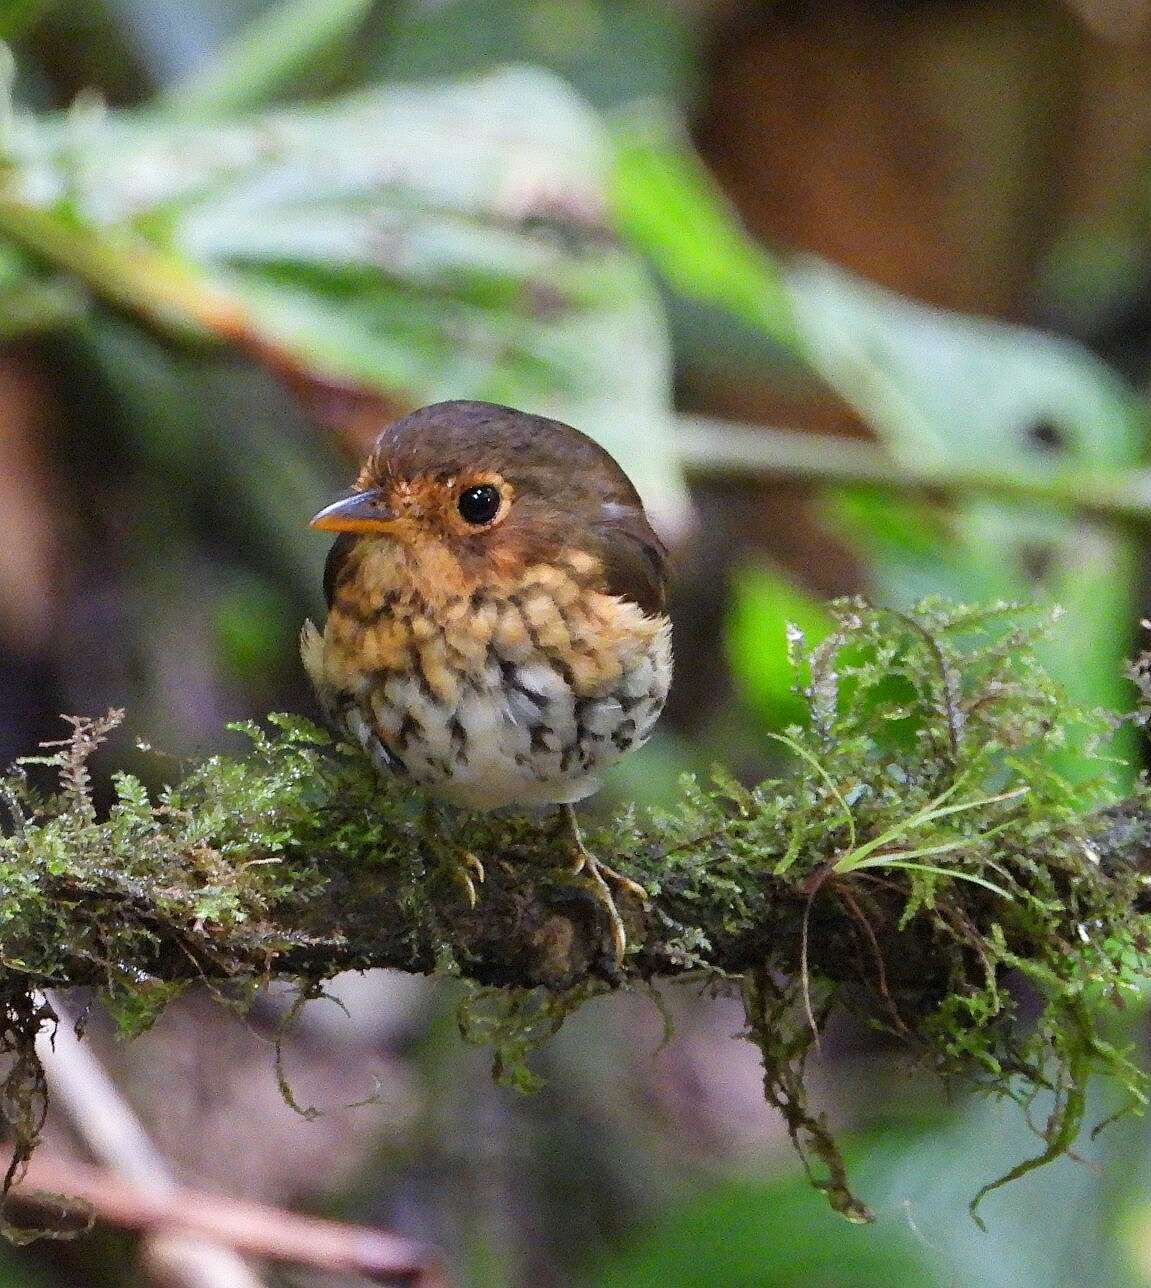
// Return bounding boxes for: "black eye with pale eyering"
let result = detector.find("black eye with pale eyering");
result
[457,484,502,526]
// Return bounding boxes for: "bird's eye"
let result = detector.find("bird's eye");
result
[457,484,502,526]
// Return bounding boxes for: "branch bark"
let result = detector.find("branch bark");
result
[1,597,1147,1221]
[20,795,1148,998]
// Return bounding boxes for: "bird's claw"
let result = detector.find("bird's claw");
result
[561,805,648,965]
[421,807,486,908]
[457,851,485,909]
[436,848,485,908]
[569,854,647,964]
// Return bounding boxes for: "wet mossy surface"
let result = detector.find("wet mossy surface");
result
[1,598,1149,1222]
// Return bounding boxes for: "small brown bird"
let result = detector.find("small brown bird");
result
[301,400,672,959]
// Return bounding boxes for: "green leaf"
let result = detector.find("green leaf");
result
[611,116,1145,760]
[788,256,1145,469]
[852,860,1012,899]
[608,113,1146,474]
[610,108,799,353]
[586,1131,948,1288]
[160,0,376,118]
[0,70,689,530]
[725,565,834,727]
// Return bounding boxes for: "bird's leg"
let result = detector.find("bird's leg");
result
[559,803,648,963]
[420,802,485,909]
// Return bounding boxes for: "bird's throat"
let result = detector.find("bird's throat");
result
[343,535,476,613]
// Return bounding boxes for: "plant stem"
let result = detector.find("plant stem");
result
[677,415,1151,526]
[0,198,247,340]
[158,0,377,118]
[4,192,1151,535]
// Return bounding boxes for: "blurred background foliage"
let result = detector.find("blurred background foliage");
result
[3,0,1151,1285]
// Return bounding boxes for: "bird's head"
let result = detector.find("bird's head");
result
[310,400,667,612]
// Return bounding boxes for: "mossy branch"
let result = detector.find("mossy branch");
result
[3,599,1151,1225]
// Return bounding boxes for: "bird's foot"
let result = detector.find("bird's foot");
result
[421,808,485,908]
[454,850,486,909]
[432,846,486,909]
[560,805,648,964]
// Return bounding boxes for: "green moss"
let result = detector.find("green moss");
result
[457,981,604,1095]
[723,599,1151,1221]
[0,598,1147,1223]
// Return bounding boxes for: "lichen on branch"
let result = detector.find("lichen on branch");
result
[1,598,1149,1223]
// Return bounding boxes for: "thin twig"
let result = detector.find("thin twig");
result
[677,416,1151,527]
[11,1156,445,1287]
[36,995,172,1187]
[36,994,265,1288]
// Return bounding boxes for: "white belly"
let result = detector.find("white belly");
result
[345,624,671,812]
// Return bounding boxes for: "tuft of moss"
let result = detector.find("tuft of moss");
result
[696,599,1149,1222]
[0,599,1148,1223]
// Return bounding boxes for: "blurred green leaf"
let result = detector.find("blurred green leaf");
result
[0,0,48,41]
[0,69,689,530]
[612,116,1146,759]
[160,0,376,116]
[585,1129,948,1288]
[610,110,799,354]
[610,112,1146,470]
[725,565,833,728]
[379,0,699,112]
[787,256,1146,470]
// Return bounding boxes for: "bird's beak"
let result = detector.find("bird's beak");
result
[309,489,401,534]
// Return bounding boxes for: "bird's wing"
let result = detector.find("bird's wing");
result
[592,508,669,616]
